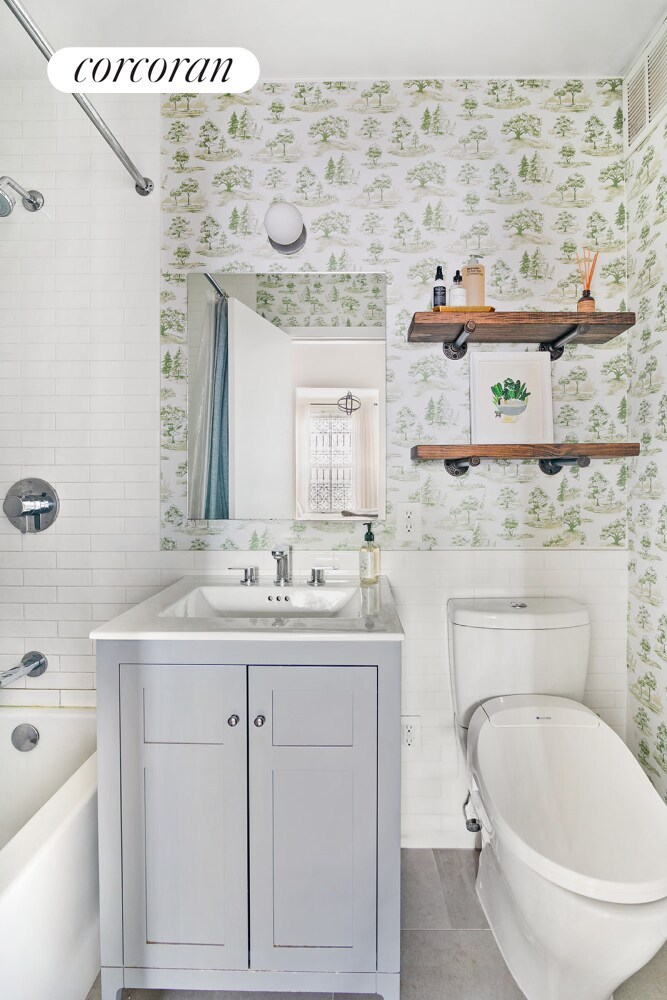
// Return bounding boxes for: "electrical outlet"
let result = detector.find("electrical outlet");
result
[401,715,422,751]
[396,502,422,542]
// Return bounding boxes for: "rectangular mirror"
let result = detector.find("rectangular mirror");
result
[186,272,386,522]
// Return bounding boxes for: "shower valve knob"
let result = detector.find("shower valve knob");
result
[4,494,52,518]
[3,479,59,534]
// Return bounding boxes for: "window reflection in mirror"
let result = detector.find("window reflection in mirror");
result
[186,272,386,522]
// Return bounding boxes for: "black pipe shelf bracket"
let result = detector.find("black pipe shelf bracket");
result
[538,455,591,476]
[412,441,639,472]
[440,320,593,362]
[442,320,476,361]
[443,456,481,477]
[443,455,592,478]
[539,322,590,362]
[411,311,635,362]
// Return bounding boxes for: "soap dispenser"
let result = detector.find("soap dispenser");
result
[462,255,485,306]
[359,522,380,586]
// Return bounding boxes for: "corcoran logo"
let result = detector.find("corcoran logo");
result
[47,47,260,94]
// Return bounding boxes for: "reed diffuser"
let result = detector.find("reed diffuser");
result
[576,247,599,312]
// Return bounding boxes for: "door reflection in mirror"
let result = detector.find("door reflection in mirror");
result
[186,272,386,522]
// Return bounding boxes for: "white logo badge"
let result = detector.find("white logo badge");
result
[48,47,260,94]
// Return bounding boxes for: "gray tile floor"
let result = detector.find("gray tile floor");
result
[86,849,667,1000]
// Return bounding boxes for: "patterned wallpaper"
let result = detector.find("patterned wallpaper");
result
[257,272,385,328]
[626,122,667,802]
[160,77,629,551]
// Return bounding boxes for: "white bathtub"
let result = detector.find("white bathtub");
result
[0,707,99,1000]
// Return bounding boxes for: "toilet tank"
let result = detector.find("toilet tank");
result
[448,598,590,730]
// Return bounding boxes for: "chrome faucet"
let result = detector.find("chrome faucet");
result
[229,566,260,586]
[271,547,292,586]
[0,651,48,688]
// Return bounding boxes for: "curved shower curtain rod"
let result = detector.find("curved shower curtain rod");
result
[204,274,228,299]
[3,0,154,196]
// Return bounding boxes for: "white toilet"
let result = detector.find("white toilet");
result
[448,597,667,1000]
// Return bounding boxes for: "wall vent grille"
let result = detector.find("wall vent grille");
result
[648,30,667,122]
[627,67,647,147]
[626,17,667,154]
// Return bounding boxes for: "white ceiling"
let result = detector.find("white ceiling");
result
[1,0,665,81]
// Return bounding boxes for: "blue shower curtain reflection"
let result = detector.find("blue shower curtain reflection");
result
[204,297,229,519]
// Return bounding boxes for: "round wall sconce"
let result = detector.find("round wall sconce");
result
[263,201,307,255]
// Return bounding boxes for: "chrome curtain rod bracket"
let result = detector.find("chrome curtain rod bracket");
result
[204,273,229,299]
[3,0,153,196]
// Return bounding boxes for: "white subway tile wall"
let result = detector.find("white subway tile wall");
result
[0,82,628,846]
[0,84,161,708]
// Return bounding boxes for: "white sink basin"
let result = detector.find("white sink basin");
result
[90,575,404,641]
[161,584,362,620]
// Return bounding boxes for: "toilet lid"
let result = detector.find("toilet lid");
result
[469,696,667,904]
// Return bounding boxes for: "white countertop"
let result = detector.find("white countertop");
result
[90,575,404,642]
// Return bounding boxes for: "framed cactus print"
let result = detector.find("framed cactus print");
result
[470,350,554,444]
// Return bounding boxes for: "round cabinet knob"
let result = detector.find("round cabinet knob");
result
[254,715,266,728]
[227,714,240,727]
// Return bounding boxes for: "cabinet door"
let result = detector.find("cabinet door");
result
[120,663,248,970]
[249,665,377,972]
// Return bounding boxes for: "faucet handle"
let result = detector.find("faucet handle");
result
[228,566,260,586]
[3,479,59,535]
[308,567,326,587]
[271,547,288,558]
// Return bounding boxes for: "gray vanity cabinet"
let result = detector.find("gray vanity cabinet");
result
[249,665,378,972]
[119,663,248,970]
[116,661,379,974]
[96,636,401,1000]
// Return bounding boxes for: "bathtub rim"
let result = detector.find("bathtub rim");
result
[0,750,97,897]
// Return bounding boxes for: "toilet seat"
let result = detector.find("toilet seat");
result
[468,695,667,905]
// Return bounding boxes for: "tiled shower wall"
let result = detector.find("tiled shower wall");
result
[0,81,627,846]
[0,84,161,706]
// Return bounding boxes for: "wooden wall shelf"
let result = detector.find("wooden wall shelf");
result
[408,311,636,361]
[411,442,640,477]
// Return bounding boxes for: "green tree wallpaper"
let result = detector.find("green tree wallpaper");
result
[627,121,667,802]
[160,77,628,552]
[256,272,385,328]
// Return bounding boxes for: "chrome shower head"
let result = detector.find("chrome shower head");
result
[0,177,44,216]
[0,187,15,217]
